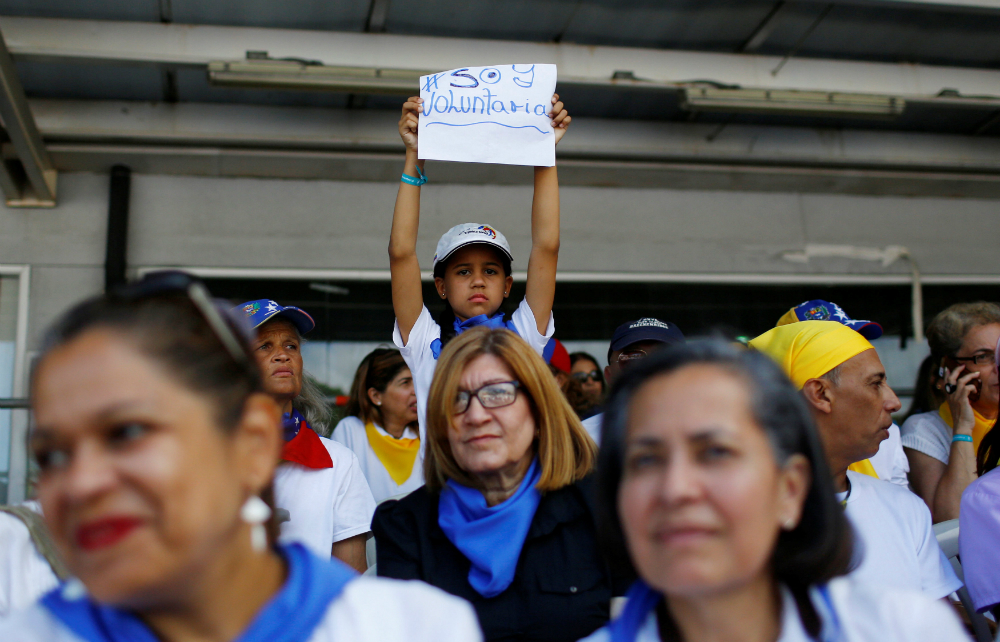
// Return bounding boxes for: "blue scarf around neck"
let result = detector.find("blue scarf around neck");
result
[608,579,842,642]
[40,543,356,642]
[430,311,520,359]
[282,408,306,442]
[438,457,542,598]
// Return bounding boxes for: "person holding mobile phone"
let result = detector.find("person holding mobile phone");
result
[902,302,1000,522]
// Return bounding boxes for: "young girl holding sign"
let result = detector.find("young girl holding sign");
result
[389,93,571,436]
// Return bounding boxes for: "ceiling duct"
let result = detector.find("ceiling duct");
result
[208,55,425,95]
[681,87,905,118]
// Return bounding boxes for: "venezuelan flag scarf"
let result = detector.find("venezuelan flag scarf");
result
[364,422,420,484]
[281,409,333,469]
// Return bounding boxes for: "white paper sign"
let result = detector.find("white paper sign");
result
[418,64,557,167]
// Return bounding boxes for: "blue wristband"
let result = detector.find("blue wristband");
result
[952,434,973,443]
[401,165,427,186]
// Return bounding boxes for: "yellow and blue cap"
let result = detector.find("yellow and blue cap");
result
[778,299,882,340]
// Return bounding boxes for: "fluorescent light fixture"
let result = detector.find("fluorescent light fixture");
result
[681,87,905,118]
[208,58,425,94]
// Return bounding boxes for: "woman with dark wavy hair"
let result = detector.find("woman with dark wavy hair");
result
[585,340,966,642]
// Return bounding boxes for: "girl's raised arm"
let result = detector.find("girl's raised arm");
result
[389,97,426,344]
[524,94,571,335]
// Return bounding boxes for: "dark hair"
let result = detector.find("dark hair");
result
[979,423,999,476]
[570,351,605,394]
[33,292,281,541]
[596,340,853,639]
[902,355,945,422]
[343,347,409,426]
[432,244,512,349]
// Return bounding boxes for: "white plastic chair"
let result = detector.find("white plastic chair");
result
[933,519,992,642]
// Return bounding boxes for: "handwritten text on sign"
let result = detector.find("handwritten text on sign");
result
[418,64,557,167]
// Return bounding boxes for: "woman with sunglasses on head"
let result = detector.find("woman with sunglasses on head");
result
[584,340,966,642]
[1,274,481,642]
[372,327,626,642]
[903,302,1000,522]
[332,348,422,502]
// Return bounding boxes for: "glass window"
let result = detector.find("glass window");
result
[0,275,19,503]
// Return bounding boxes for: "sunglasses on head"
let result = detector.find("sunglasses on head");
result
[111,271,253,372]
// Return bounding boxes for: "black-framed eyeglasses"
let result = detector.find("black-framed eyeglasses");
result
[953,351,997,367]
[111,271,252,371]
[453,381,521,415]
[616,349,647,368]
[572,370,603,384]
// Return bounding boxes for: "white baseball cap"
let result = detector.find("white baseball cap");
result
[432,223,513,271]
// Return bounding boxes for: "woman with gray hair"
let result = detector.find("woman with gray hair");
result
[903,301,1000,522]
[237,299,376,573]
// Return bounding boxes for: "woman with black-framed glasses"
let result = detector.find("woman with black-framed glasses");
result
[372,327,627,642]
[1,272,482,642]
[903,302,1000,522]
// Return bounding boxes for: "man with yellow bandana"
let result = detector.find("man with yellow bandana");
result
[776,299,909,487]
[751,321,962,600]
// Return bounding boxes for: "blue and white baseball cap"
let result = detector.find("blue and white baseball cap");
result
[235,299,315,335]
[432,223,513,271]
[777,299,882,340]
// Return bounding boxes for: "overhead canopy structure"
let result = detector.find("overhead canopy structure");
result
[0,0,999,201]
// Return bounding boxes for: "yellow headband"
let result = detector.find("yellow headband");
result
[748,320,874,390]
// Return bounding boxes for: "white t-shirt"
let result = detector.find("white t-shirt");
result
[866,423,909,486]
[581,412,603,445]
[0,575,483,642]
[578,577,966,642]
[840,471,961,600]
[274,436,377,557]
[393,300,554,439]
[900,411,952,464]
[330,416,425,503]
[0,502,60,618]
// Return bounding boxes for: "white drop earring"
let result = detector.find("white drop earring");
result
[241,495,272,552]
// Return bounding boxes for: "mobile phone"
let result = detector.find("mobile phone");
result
[940,356,982,403]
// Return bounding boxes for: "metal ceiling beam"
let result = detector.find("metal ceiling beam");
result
[27,98,1000,197]
[816,0,1000,12]
[4,17,1000,101]
[0,25,55,206]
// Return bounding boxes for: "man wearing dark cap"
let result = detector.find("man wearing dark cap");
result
[580,317,685,444]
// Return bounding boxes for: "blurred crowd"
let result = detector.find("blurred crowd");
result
[0,95,995,642]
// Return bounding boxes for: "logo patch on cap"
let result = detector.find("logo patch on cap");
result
[803,304,831,321]
[459,225,497,240]
[629,318,671,330]
[242,302,260,317]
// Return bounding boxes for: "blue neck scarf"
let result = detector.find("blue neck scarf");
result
[608,580,842,642]
[282,408,306,442]
[430,311,520,359]
[607,580,662,642]
[438,458,542,598]
[41,543,356,642]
